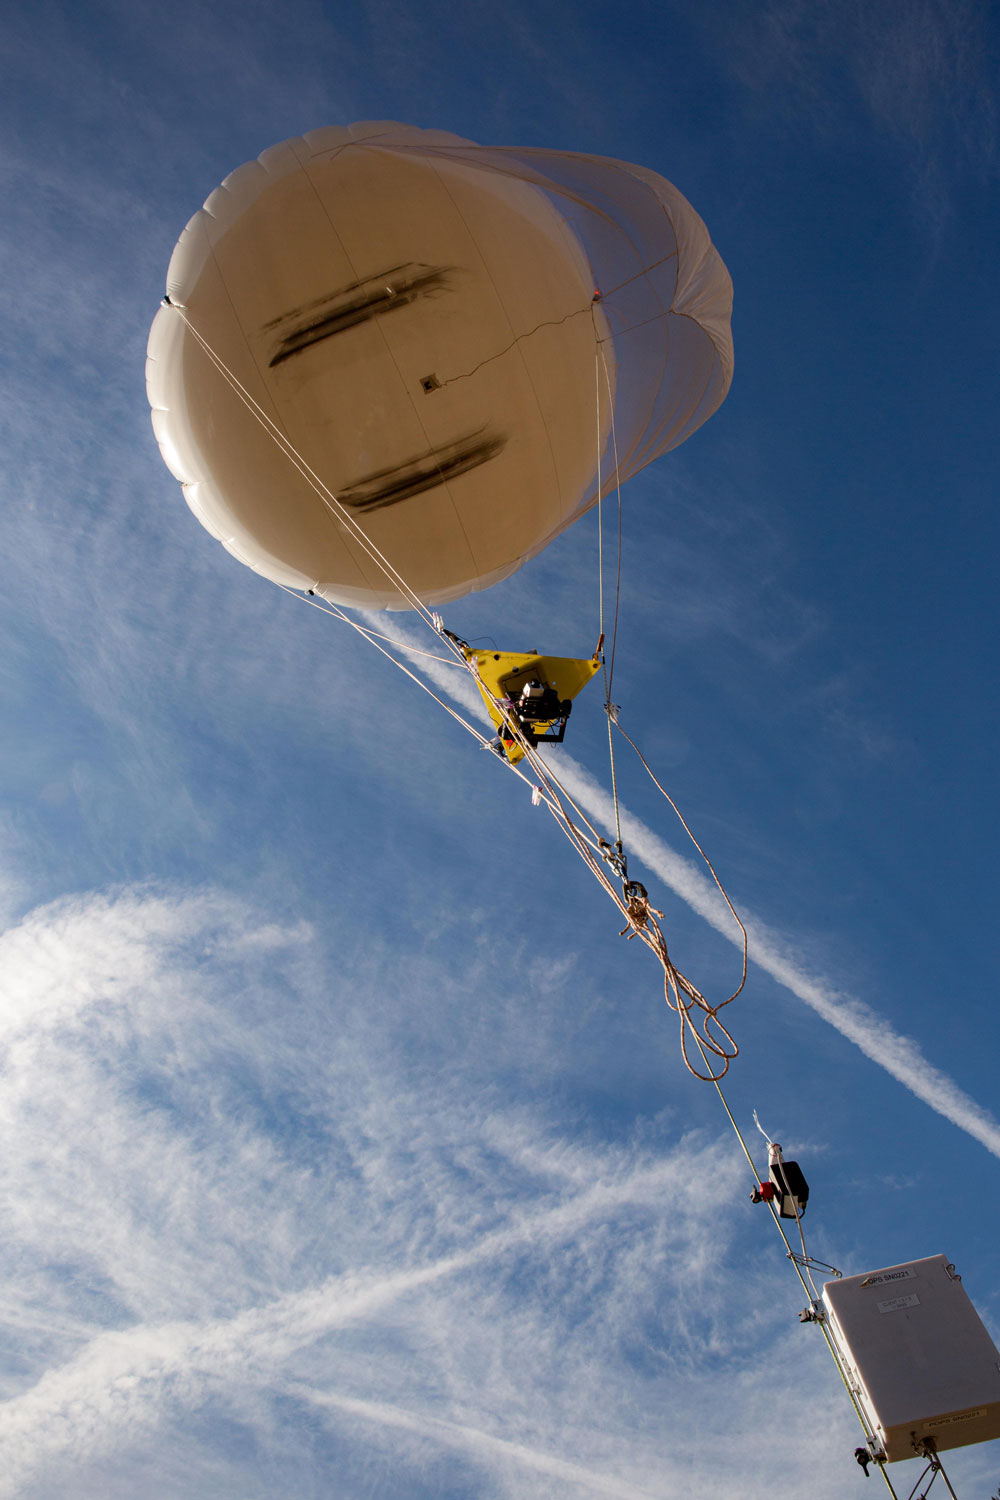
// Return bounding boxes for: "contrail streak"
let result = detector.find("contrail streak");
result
[366,613,1000,1160]
[294,1386,664,1499]
[0,1146,722,1492]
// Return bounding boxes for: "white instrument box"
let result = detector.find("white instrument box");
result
[823,1254,1000,1462]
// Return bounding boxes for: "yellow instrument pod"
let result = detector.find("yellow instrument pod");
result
[468,648,602,765]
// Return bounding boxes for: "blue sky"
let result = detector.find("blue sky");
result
[1,1,999,1495]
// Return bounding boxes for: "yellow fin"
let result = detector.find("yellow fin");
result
[461,647,601,765]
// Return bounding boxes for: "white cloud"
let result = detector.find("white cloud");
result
[706,0,997,234]
[0,880,866,1498]
[291,1387,669,1499]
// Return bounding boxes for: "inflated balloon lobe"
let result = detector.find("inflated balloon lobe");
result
[147,122,733,610]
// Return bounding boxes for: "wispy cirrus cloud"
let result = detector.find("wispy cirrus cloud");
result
[707,0,997,234]
[717,0,996,153]
[0,879,858,1499]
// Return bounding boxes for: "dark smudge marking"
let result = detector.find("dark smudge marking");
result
[267,263,454,367]
[339,429,507,513]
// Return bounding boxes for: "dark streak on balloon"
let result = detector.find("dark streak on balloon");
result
[267,263,455,367]
[339,429,508,513]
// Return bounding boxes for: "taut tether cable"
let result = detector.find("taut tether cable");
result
[165,298,748,1086]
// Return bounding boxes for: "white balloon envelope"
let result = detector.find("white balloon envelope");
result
[147,122,733,610]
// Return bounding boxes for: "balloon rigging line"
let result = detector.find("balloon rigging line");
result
[437,305,592,388]
[165,302,470,665]
[272,584,503,754]
[480,694,610,850]
[599,339,625,701]
[272,584,622,873]
[278,587,618,873]
[166,310,617,859]
[611,716,748,1005]
[600,308,683,346]
[171,310,421,614]
[319,618,462,667]
[434,237,684,392]
[598,249,680,302]
[595,336,605,647]
[503,711,742,1080]
[170,300,744,1080]
[592,315,626,852]
[309,577,741,1082]
[419,300,673,391]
